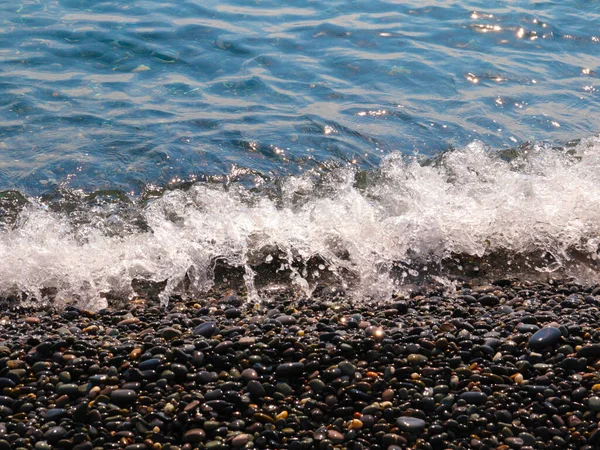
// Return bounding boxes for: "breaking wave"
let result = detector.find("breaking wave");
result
[2,137,600,309]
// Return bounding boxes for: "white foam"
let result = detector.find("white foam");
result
[2,137,600,308]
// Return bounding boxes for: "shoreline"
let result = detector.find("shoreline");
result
[1,279,600,449]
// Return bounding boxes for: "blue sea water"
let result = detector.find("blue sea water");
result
[0,0,599,305]
[1,0,598,194]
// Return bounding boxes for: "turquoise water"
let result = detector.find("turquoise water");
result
[0,0,599,305]
[1,0,598,195]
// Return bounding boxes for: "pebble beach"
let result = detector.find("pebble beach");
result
[2,280,600,450]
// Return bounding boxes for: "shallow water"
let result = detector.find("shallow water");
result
[0,0,599,306]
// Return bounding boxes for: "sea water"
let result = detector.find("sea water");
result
[0,0,599,307]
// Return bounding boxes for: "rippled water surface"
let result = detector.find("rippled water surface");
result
[1,0,598,194]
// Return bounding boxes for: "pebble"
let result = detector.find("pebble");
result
[589,396,600,412]
[247,380,266,397]
[397,416,426,433]
[56,383,79,395]
[231,433,250,447]
[577,344,600,358]
[276,315,297,325]
[44,427,66,445]
[505,437,524,448]
[45,408,67,422]
[327,430,344,444]
[338,361,355,376]
[0,378,15,388]
[276,362,305,377]
[529,327,561,350]
[161,327,182,340]
[459,391,488,404]
[183,429,206,443]
[193,321,219,337]
[110,389,138,405]
[241,368,258,381]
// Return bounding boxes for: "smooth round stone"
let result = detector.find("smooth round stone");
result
[0,378,15,388]
[45,408,67,422]
[327,430,344,444]
[247,380,266,397]
[275,382,294,395]
[171,363,188,378]
[382,389,395,401]
[238,337,255,347]
[203,420,220,433]
[505,437,524,448]
[206,441,224,450]
[338,361,355,376]
[276,362,305,377]
[44,426,67,444]
[529,327,561,350]
[478,294,499,305]
[160,327,182,340]
[56,384,79,395]
[89,374,108,385]
[194,321,219,337]
[110,389,138,406]
[231,433,250,447]
[58,371,71,383]
[32,361,51,373]
[408,354,428,365]
[309,379,326,392]
[396,416,426,433]
[0,406,12,418]
[225,308,241,319]
[214,341,234,354]
[124,445,147,450]
[577,344,600,358]
[197,371,218,384]
[183,428,206,443]
[517,323,540,334]
[365,326,385,340]
[276,315,297,325]
[382,434,404,446]
[139,358,161,371]
[518,433,536,446]
[0,396,14,407]
[191,351,205,367]
[241,368,258,381]
[459,391,488,405]
[589,396,600,412]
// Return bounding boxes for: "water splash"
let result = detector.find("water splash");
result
[2,137,600,309]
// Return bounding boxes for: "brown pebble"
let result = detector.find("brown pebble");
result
[231,433,250,447]
[183,428,206,443]
[327,430,344,444]
[382,389,395,401]
[348,419,363,430]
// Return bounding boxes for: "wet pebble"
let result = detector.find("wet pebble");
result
[44,427,66,445]
[396,416,426,433]
[529,327,561,350]
[110,389,138,406]
[183,428,206,443]
[276,362,305,377]
[459,391,488,405]
[194,321,219,337]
